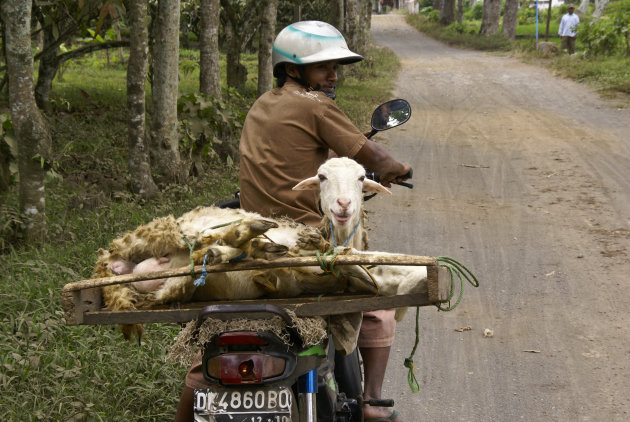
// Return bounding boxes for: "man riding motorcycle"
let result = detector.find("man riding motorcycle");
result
[175,21,409,422]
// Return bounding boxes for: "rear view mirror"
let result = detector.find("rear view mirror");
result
[370,99,411,134]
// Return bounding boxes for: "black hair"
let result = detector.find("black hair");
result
[275,63,309,88]
[275,65,288,88]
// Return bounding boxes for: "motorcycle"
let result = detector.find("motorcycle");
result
[193,99,413,422]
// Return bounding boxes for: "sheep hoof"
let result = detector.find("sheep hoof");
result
[249,219,279,234]
[261,243,289,259]
[253,272,278,293]
[248,239,288,260]
[222,219,278,247]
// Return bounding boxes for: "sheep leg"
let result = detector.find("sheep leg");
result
[100,257,144,343]
[292,231,331,255]
[252,270,279,293]
[245,238,289,260]
[131,256,171,293]
[191,244,247,265]
[109,258,136,276]
[215,219,279,248]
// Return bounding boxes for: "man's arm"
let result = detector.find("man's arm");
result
[353,139,411,187]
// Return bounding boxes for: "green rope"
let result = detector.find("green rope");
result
[316,247,341,277]
[403,257,480,392]
[435,256,480,312]
[403,306,421,393]
[181,234,197,277]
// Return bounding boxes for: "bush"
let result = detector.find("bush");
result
[470,2,483,20]
[427,9,440,23]
[579,16,624,56]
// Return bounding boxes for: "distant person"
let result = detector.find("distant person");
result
[558,4,580,55]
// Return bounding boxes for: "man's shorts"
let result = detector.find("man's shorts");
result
[357,309,396,348]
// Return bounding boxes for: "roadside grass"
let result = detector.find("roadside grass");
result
[337,44,401,128]
[0,45,399,421]
[405,13,630,101]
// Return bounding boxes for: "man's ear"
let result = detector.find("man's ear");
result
[285,63,299,79]
[293,175,320,191]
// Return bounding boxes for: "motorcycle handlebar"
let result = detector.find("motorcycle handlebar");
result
[365,168,413,189]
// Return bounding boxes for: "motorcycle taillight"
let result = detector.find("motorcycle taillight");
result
[215,332,268,346]
[206,353,287,385]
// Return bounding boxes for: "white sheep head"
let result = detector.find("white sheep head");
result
[293,157,390,235]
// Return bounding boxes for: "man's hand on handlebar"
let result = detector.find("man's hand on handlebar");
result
[379,163,412,188]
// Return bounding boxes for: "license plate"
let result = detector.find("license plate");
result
[194,386,293,422]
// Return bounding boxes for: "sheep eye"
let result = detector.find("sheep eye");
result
[318,174,327,182]
[358,176,365,182]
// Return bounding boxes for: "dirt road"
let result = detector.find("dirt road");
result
[367,14,630,421]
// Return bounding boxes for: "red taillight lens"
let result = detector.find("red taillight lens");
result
[206,354,287,385]
[215,332,268,346]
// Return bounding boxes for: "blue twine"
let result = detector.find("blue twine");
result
[194,254,209,287]
[330,219,361,247]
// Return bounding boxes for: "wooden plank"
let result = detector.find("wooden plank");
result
[62,255,438,292]
[80,291,434,325]
[62,287,101,325]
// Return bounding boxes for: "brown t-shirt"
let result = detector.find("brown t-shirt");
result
[239,81,366,226]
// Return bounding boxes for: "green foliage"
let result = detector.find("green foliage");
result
[427,9,441,23]
[177,89,247,165]
[607,0,630,55]
[579,15,624,56]
[469,2,484,20]
[447,22,477,35]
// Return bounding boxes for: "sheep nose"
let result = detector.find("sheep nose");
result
[337,197,351,209]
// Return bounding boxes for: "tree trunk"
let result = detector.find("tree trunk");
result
[1,0,52,243]
[577,0,590,15]
[359,0,372,54]
[257,0,277,97]
[199,0,222,99]
[150,0,183,183]
[457,0,464,24]
[434,0,444,16]
[34,24,59,114]
[331,0,345,31]
[221,0,262,91]
[502,0,519,39]
[127,0,159,199]
[479,0,501,35]
[223,24,247,89]
[593,0,610,18]
[440,0,456,25]
[346,0,361,54]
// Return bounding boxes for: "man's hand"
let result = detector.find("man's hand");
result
[379,162,411,188]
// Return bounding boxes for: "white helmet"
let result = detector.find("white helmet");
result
[272,21,363,77]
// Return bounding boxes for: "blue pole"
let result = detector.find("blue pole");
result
[298,369,318,393]
[535,0,539,41]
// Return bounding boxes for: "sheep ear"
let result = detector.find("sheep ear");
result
[293,175,321,191]
[363,179,391,195]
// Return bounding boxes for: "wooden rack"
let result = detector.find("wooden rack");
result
[62,254,450,326]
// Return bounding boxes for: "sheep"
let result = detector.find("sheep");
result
[292,157,427,320]
[96,158,428,341]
